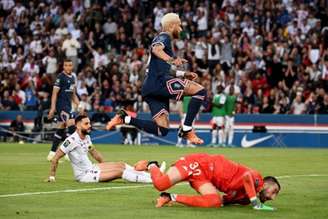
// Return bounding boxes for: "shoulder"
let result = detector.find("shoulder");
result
[65,133,77,144]
[56,73,64,79]
[152,32,171,44]
[61,135,75,149]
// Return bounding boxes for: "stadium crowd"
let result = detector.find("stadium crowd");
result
[0,0,328,115]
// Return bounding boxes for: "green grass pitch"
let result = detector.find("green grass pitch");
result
[0,143,328,219]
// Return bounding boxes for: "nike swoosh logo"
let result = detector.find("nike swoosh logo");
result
[241,135,273,148]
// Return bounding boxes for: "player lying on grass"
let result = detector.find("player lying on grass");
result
[46,115,164,183]
[135,153,280,210]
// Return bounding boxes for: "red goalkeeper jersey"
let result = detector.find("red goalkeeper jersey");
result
[174,153,263,204]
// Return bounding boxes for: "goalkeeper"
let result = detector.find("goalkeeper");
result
[135,153,280,211]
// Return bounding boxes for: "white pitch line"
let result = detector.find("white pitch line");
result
[1,174,328,198]
[0,184,152,198]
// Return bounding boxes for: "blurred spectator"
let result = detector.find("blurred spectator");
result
[0,0,326,115]
[91,105,111,124]
[9,114,25,142]
[61,33,80,72]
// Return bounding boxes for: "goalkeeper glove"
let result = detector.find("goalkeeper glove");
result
[253,203,275,211]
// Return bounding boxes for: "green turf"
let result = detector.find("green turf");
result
[0,143,328,219]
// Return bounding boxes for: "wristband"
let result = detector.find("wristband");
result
[176,70,185,77]
[250,197,258,207]
[167,57,174,65]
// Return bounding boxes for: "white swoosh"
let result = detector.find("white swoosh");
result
[241,135,273,148]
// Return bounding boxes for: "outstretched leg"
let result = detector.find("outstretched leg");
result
[97,162,152,183]
[158,183,222,208]
[106,110,170,137]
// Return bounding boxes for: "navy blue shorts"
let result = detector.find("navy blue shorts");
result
[144,78,189,120]
[57,110,75,123]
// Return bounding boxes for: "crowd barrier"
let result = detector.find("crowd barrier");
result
[1,111,327,148]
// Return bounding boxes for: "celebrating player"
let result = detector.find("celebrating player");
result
[135,154,280,210]
[47,59,80,161]
[46,115,157,183]
[106,13,207,145]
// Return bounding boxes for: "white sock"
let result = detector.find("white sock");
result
[124,116,131,124]
[177,137,182,144]
[122,169,152,183]
[182,125,192,132]
[228,129,234,145]
[211,129,217,144]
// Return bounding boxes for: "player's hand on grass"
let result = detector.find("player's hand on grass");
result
[46,176,56,183]
[185,72,198,81]
[253,203,275,211]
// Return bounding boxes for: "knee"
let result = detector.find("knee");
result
[193,88,207,100]
[153,180,170,191]
[153,183,168,191]
[158,127,169,136]
[152,175,171,191]
[197,88,206,95]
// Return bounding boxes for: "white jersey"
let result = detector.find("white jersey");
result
[59,131,94,180]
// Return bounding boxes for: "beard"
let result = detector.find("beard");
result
[259,189,267,203]
[81,128,91,135]
[172,29,180,39]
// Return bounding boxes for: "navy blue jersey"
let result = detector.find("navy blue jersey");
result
[142,32,174,96]
[54,72,75,113]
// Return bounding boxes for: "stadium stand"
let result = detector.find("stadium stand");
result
[0,0,327,117]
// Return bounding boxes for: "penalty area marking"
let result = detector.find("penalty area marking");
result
[1,174,328,198]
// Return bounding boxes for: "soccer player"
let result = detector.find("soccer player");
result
[211,85,226,147]
[135,154,280,210]
[106,13,207,144]
[224,86,237,146]
[47,59,80,161]
[46,115,155,183]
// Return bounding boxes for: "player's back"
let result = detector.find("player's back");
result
[210,155,262,193]
[54,72,75,112]
[142,32,174,96]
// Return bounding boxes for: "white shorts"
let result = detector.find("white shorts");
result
[225,116,234,129]
[213,116,224,127]
[78,165,100,183]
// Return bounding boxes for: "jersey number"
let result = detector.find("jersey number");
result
[188,162,201,176]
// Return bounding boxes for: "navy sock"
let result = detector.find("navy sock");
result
[51,129,66,152]
[184,89,206,127]
[67,125,76,135]
[130,118,169,136]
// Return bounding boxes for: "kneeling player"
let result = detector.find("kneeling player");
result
[46,115,162,183]
[135,154,280,210]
